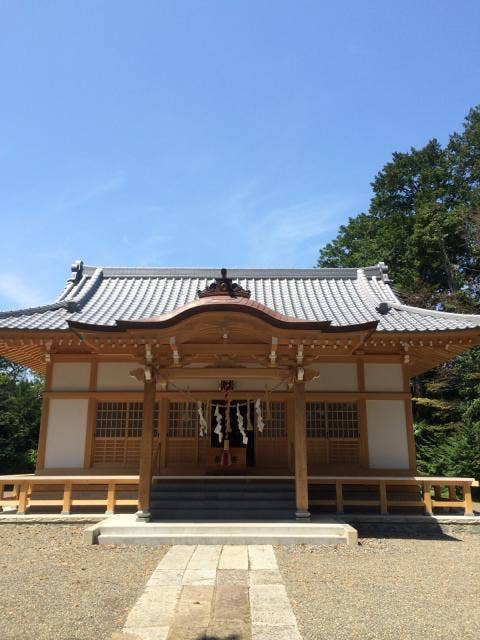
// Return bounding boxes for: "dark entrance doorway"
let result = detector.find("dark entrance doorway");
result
[210,400,255,466]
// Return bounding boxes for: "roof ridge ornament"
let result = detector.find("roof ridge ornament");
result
[70,260,84,283]
[198,268,251,299]
[377,261,392,284]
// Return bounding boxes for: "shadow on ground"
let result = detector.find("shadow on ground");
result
[351,521,464,540]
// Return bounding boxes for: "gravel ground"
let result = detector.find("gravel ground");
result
[0,525,168,640]
[275,529,480,640]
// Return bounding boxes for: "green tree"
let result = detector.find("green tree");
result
[319,107,480,310]
[414,347,480,476]
[0,357,43,474]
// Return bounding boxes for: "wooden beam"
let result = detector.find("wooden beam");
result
[157,367,290,380]
[43,390,412,402]
[293,379,310,519]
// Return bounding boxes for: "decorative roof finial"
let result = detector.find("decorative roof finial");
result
[198,268,251,299]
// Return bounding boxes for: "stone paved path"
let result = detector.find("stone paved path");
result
[113,544,302,640]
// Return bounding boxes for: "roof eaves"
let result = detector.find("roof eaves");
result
[388,302,480,325]
[0,300,75,319]
[0,268,104,320]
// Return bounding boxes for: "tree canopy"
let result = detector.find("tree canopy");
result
[319,107,480,312]
[0,357,42,474]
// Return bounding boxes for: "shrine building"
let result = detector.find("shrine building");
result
[0,261,479,521]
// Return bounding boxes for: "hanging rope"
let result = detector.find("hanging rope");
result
[214,403,223,443]
[157,370,294,444]
[236,402,248,444]
[197,401,208,437]
[255,398,265,433]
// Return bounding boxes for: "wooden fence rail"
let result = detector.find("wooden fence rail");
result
[0,476,139,515]
[309,476,478,516]
[0,474,477,516]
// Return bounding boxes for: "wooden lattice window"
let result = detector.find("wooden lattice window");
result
[95,402,159,438]
[168,402,198,438]
[306,402,327,437]
[96,402,128,438]
[327,402,359,438]
[306,402,359,438]
[94,402,159,467]
[258,401,287,438]
[306,401,360,466]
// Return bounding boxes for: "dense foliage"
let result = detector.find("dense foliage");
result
[0,357,42,474]
[319,106,480,478]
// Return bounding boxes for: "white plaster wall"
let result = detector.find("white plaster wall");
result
[97,362,143,390]
[306,363,358,391]
[51,362,91,391]
[44,399,89,468]
[366,399,409,469]
[365,363,404,392]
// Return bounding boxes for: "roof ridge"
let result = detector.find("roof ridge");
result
[68,267,103,305]
[80,264,388,278]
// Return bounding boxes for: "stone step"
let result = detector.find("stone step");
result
[150,498,294,508]
[96,532,349,545]
[99,522,346,536]
[86,514,358,545]
[151,485,295,494]
[150,494,295,503]
[149,510,295,522]
[150,480,295,522]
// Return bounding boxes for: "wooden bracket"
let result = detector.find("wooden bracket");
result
[269,337,278,366]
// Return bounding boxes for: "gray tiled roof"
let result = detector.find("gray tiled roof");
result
[1,262,480,333]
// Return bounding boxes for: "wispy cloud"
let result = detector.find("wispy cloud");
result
[213,183,355,267]
[111,181,357,269]
[52,171,126,213]
[0,273,45,309]
[241,202,343,267]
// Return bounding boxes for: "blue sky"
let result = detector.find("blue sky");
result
[1,1,479,310]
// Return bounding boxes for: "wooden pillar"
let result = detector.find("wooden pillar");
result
[84,358,98,469]
[293,380,310,520]
[403,369,417,473]
[61,481,73,515]
[36,361,52,471]
[356,358,369,469]
[423,481,433,515]
[136,371,157,521]
[464,483,474,516]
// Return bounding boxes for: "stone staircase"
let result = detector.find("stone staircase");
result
[84,479,358,545]
[90,518,356,545]
[149,479,296,522]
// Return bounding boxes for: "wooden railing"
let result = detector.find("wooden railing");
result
[0,476,139,515]
[309,476,478,516]
[0,474,477,516]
